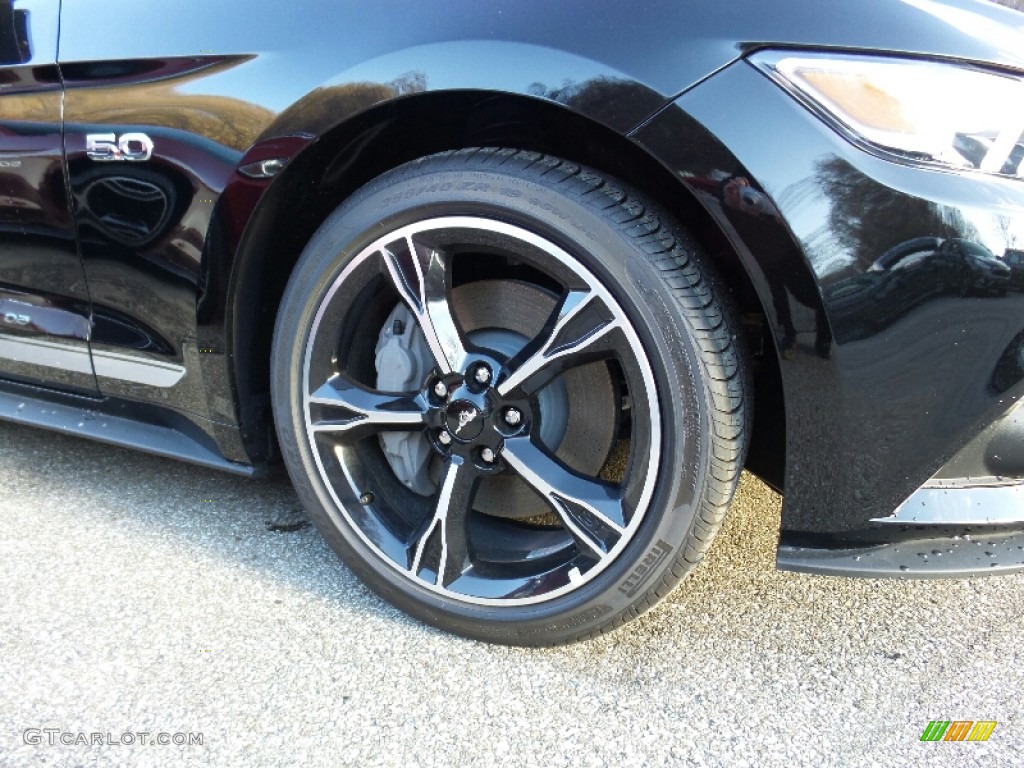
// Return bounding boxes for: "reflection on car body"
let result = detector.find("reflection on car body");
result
[1002,248,1024,291]
[828,236,1013,343]
[944,239,1012,295]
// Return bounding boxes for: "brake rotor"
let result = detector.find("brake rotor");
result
[375,279,619,519]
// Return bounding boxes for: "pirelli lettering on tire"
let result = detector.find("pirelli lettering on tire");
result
[619,540,673,597]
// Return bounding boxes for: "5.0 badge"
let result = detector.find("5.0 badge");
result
[85,133,154,162]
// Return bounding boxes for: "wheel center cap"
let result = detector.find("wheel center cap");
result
[445,400,485,441]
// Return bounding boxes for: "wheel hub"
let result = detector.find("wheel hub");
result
[445,399,485,441]
[428,369,533,472]
[375,280,617,514]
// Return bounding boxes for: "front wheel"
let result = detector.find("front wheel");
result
[271,149,749,645]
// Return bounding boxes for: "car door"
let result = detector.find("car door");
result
[0,0,97,393]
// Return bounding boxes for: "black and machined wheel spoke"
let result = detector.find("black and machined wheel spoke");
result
[501,436,626,559]
[308,374,427,439]
[497,289,621,396]
[408,455,477,587]
[381,236,468,375]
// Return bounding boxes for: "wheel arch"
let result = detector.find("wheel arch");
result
[226,89,785,486]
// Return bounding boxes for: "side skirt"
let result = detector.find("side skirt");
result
[0,379,258,477]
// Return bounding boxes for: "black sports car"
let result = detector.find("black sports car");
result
[2,0,1023,645]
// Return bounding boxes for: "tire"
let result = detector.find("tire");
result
[271,148,749,646]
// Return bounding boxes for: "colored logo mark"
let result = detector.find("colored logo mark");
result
[920,720,997,742]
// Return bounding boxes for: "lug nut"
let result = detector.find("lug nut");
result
[481,447,496,463]
[503,408,522,426]
[438,431,452,446]
[433,381,448,398]
[473,365,491,385]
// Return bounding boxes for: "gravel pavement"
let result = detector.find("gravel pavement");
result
[1,420,1022,767]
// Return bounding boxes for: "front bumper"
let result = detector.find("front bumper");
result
[777,399,1024,577]
[777,526,1024,578]
[877,397,1024,524]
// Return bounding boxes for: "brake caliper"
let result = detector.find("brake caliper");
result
[374,304,435,494]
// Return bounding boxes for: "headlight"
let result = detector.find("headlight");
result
[752,51,1024,179]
